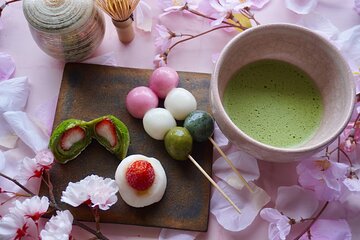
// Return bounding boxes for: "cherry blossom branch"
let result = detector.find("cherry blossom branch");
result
[161,25,234,64]
[293,201,329,240]
[0,172,35,196]
[184,6,247,31]
[0,172,110,240]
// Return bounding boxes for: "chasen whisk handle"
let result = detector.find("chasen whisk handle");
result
[112,17,135,44]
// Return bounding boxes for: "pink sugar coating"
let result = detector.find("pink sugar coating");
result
[149,67,179,99]
[126,86,159,119]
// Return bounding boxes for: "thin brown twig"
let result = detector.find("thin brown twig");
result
[0,172,110,240]
[0,172,35,196]
[293,201,329,240]
[167,25,234,56]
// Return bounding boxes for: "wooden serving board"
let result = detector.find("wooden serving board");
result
[40,63,212,231]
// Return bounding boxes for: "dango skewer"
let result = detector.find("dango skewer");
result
[184,110,254,193]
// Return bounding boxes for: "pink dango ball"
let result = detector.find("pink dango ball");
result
[149,67,179,99]
[126,86,159,119]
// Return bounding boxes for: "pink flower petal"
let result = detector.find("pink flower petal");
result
[159,228,197,240]
[343,178,360,192]
[213,151,259,190]
[285,0,317,14]
[260,208,291,240]
[298,13,339,39]
[275,185,319,221]
[3,111,49,153]
[40,210,73,239]
[249,0,270,9]
[211,181,270,232]
[0,52,15,81]
[299,219,351,240]
[336,25,360,71]
[134,0,152,32]
[355,0,360,15]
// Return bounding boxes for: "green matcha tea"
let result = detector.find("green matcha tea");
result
[223,59,323,148]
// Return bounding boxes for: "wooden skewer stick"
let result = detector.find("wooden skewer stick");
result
[187,155,241,214]
[208,137,254,193]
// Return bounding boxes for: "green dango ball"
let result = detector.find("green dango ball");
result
[184,110,214,142]
[164,127,193,161]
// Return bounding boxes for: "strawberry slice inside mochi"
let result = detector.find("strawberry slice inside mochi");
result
[60,126,85,150]
[126,160,155,191]
[95,118,118,147]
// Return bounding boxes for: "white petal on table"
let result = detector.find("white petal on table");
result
[336,25,360,70]
[0,52,16,81]
[213,123,229,149]
[0,76,29,113]
[134,0,153,32]
[82,52,118,67]
[298,12,339,39]
[31,96,58,136]
[298,219,352,240]
[3,111,49,153]
[210,180,270,232]
[213,151,259,190]
[0,150,5,171]
[159,228,198,240]
[0,76,30,148]
[285,0,318,15]
[275,185,319,221]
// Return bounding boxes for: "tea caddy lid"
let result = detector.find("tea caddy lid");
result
[23,0,94,32]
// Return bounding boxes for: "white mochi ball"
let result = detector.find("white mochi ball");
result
[164,88,197,120]
[143,108,176,140]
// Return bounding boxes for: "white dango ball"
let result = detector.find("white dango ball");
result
[164,88,197,120]
[115,154,167,208]
[143,108,176,140]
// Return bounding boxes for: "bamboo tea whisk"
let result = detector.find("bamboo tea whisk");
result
[96,0,140,43]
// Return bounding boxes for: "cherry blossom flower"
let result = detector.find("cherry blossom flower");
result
[298,219,351,240]
[154,24,174,53]
[355,0,360,15]
[343,166,360,192]
[40,210,73,240]
[160,0,198,12]
[209,0,244,26]
[10,196,49,223]
[0,52,16,81]
[0,211,29,240]
[61,174,118,210]
[154,54,167,67]
[285,0,317,14]
[260,208,292,240]
[16,150,54,181]
[297,159,348,201]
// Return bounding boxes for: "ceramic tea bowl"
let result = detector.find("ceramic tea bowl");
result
[210,24,355,162]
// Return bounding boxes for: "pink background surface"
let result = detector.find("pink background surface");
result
[1,0,360,239]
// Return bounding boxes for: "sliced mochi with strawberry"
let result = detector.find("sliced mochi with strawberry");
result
[91,115,130,160]
[49,119,92,164]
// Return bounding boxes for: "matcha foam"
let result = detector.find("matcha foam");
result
[223,59,323,148]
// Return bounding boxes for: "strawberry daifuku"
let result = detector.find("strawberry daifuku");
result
[90,115,130,160]
[115,154,167,208]
[49,115,130,163]
[49,119,92,164]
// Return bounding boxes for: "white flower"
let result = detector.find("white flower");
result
[154,24,174,53]
[16,149,53,181]
[40,210,73,240]
[61,175,119,210]
[160,0,198,12]
[154,54,167,68]
[10,196,49,222]
[260,208,292,240]
[35,149,54,167]
[209,0,244,26]
[0,212,29,240]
